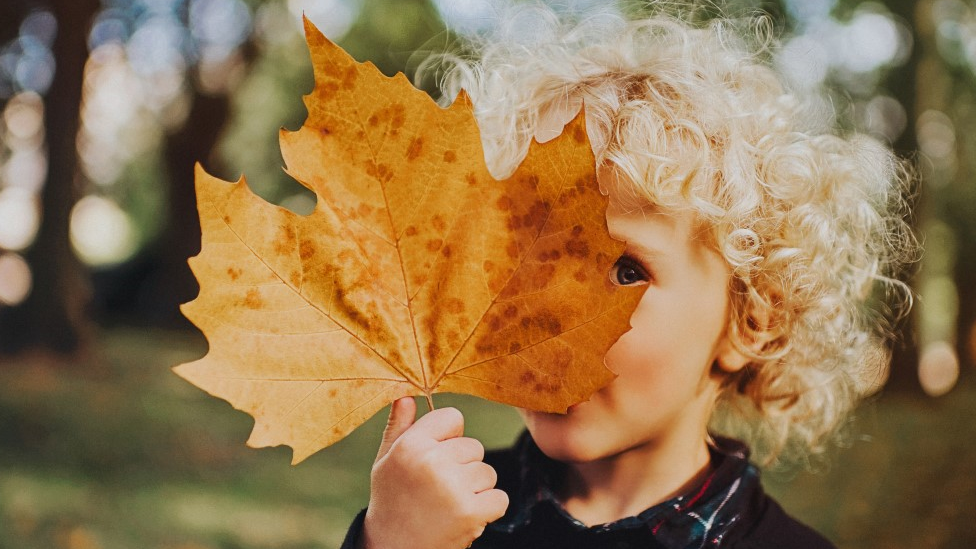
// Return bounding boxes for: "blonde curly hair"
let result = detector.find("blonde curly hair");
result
[425,3,916,465]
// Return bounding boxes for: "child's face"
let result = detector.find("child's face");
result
[519,190,746,464]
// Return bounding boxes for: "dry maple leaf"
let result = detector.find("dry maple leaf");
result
[174,19,644,464]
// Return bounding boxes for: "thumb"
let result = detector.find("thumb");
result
[375,396,417,462]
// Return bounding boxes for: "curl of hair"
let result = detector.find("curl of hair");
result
[425,3,918,466]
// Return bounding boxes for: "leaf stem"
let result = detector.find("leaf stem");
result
[424,392,435,411]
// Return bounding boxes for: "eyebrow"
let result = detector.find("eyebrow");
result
[625,240,667,265]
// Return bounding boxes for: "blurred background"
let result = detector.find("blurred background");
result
[0,0,974,547]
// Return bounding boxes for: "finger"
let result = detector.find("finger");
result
[473,488,510,523]
[410,406,464,442]
[461,461,498,494]
[439,436,485,464]
[376,396,417,461]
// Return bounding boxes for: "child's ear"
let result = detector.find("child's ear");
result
[715,338,751,373]
[716,306,780,373]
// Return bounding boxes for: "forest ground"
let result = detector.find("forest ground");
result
[1,328,973,549]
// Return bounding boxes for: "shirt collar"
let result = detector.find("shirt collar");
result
[488,432,762,546]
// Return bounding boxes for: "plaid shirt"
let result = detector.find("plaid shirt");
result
[341,432,835,549]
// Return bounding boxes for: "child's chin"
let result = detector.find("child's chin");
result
[521,410,608,463]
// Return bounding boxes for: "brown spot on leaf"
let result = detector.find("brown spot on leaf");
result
[427,340,441,362]
[523,311,562,335]
[573,270,588,283]
[503,305,518,319]
[432,215,447,232]
[443,150,457,163]
[509,341,522,353]
[320,126,332,136]
[571,225,584,237]
[441,245,452,258]
[368,114,379,126]
[496,196,513,211]
[426,239,443,252]
[565,238,590,258]
[390,103,406,130]
[444,298,465,314]
[537,250,561,262]
[227,267,242,281]
[520,371,536,384]
[300,240,316,260]
[506,241,520,259]
[275,225,297,256]
[465,172,478,186]
[530,263,556,287]
[320,81,339,96]
[405,225,418,237]
[407,137,424,160]
[522,200,549,231]
[366,161,392,182]
[488,314,502,331]
[242,289,264,309]
[572,124,587,144]
[341,65,357,89]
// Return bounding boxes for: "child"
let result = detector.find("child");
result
[340,4,914,548]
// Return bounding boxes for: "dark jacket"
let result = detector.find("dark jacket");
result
[341,432,835,549]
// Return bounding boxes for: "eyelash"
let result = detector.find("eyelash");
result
[609,254,651,286]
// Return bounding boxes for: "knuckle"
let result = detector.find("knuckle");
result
[395,433,424,456]
[439,406,464,427]
[484,465,498,487]
[468,437,485,455]
[489,490,509,517]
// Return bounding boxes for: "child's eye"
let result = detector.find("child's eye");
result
[609,255,650,286]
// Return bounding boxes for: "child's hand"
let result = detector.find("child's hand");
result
[361,397,509,549]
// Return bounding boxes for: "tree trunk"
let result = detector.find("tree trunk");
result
[0,0,99,356]
[137,91,232,327]
[876,0,924,394]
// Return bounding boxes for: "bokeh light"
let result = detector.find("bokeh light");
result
[288,0,362,39]
[0,187,40,251]
[858,94,907,143]
[69,195,138,267]
[918,340,960,397]
[432,0,501,34]
[0,252,32,306]
[917,109,957,169]
[1,90,46,254]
